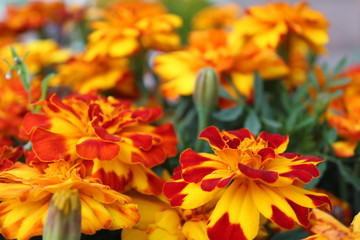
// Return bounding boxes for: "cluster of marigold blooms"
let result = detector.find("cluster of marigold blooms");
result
[0,0,360,240]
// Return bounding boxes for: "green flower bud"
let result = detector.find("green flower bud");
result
[43,189,81,240]
[193,67,219,114]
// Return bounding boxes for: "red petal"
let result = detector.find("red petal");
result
[227,128,254,141]
[207,213,247,240]
[76,139,120,161]
[22,113,51,135]
[238,163,278,183]
[163,181,188,206]
[31,128,69,161]
[271,205,295,229]
[259,131,289,152]
[199,126,226,150]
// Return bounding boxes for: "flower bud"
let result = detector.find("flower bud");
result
[193,67,219,114]
[43,189,81,240]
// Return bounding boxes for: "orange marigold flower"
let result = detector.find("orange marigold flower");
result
[304,209,360,240]
[86,0,182,59]
[164,126,331,240]
[0,160,139,240]
[154,29,288,102]
[192,3,241,30]
[327,94,360,158]
[51,53,138,98]
[22,94,177,195]
[233,2,328,53]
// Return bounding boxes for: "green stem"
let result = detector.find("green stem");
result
[195,109,210,152]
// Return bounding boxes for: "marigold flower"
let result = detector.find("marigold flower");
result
[327,94,360,158]
[22,94,177,194]
[192,3,241,30]
[86,0,182,59]
[51,53,138,97]
[0,161,139,240]
[164,126,331,240]
[304,209,360,240]
[233,2,328,52]
[154,29,288,103]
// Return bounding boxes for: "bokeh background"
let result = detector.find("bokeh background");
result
[1,0,360,67]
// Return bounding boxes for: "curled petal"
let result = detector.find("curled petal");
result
[258,131,289,153]
[199,126,226,150]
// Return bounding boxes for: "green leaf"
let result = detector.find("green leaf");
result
[244,111,261,135]
[261,118,282,130]
[218,86,235,100]
[293,117,315,131]
[270,228,309,240]
[333,57,347,75]
[212,105,244,122]
[254,72,264,113]
[34,73,54,113]
[333,160,360,192]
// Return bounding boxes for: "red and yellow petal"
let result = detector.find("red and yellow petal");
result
[207,179,260,240]
[76,137,120,161]
[250,183,331,229]
[163,179,221,209]
[258,131,289,154]
[180,149,230,185]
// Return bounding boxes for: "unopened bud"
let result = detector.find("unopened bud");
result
[43,189,81,240]
[193,67,219,114]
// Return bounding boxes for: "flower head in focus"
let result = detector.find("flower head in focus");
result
[22,94,177,195]
[164,126,331,240]
[86,0,182,60]
[154,29,288,104]
[0,160,139,240]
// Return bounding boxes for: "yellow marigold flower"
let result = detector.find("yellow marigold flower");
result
[0,161,139,240]
[154,29,288,102]
[0,39,71,75]
[164,126,331,240]
[51,53,138,97]
[304,209,360,240]
[22,94,177,195]
[86,0,182,59]
[233,2,328,53]
[192,3,241,30]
